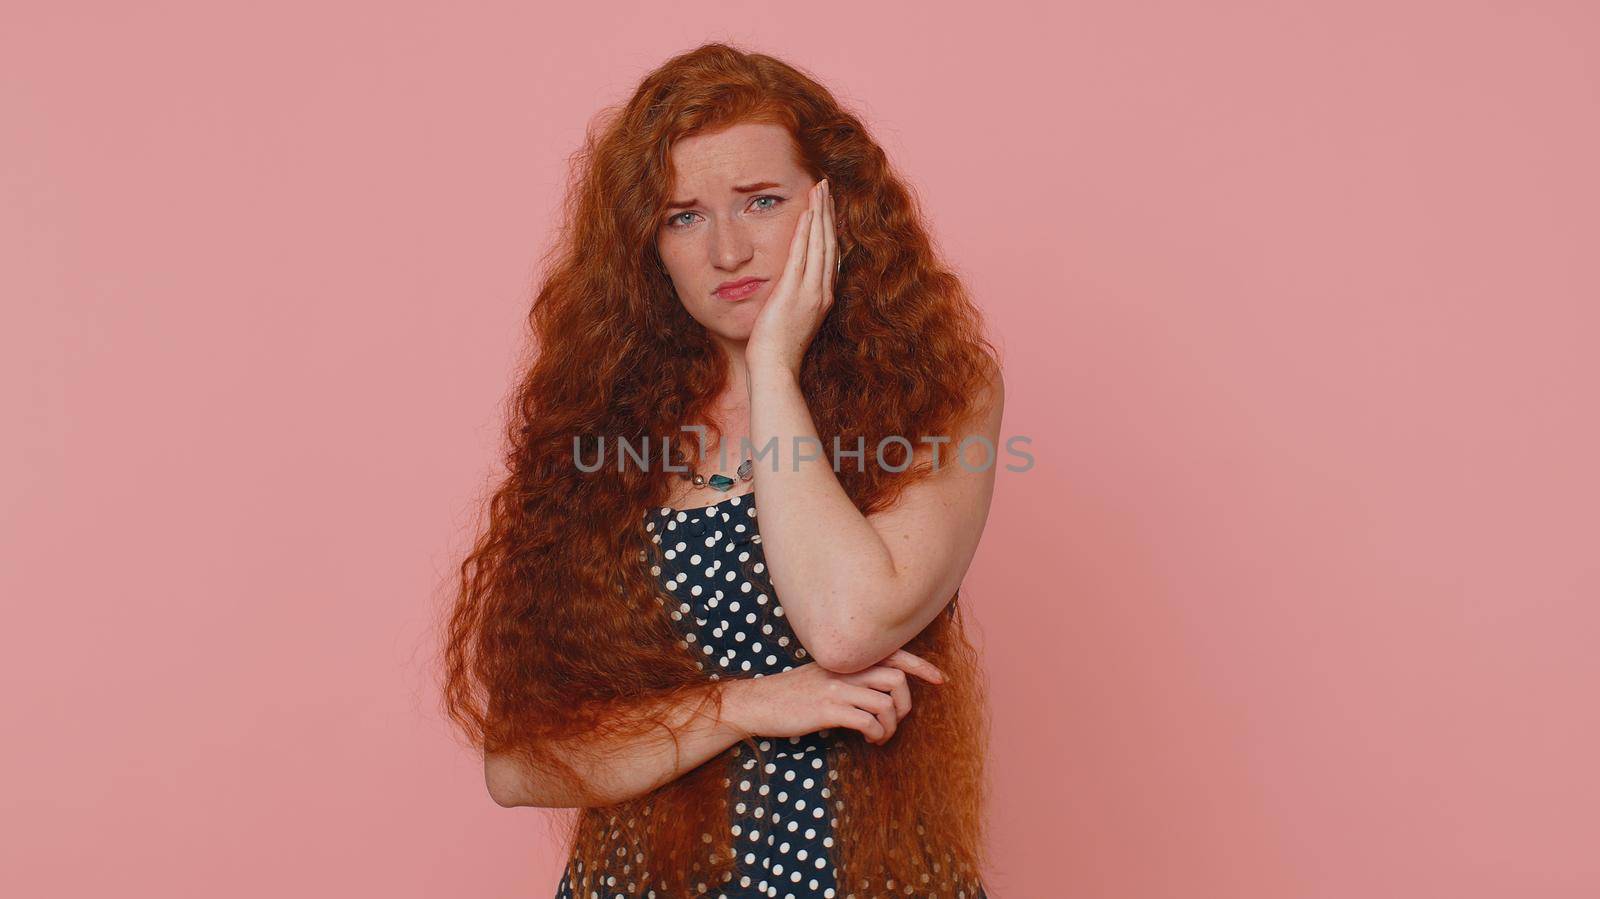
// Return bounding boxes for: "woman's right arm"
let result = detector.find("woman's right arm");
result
[485,650,945,809]
[485,681,752,809]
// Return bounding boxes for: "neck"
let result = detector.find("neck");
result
[709,333,752,408]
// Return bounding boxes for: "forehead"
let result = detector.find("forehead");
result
[666,121,807,188]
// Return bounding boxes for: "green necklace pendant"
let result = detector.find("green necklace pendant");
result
[686,457,754,492]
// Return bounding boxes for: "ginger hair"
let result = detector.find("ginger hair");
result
[440,41,999,896]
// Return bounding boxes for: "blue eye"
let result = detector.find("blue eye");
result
[663,195,785,230]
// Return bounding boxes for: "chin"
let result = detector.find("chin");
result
[682,290,763,339]
[686,304,758,343]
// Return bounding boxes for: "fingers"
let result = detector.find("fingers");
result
[841,707,885,743]
[821,180,836,301]
[804,180,826,300]
[878,649,947,685]
[810,650,944,747]
[775,205,813,297]
[850,665,911,718]
[841,684,898,744]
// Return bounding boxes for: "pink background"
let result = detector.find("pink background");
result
[4,2,1598,897]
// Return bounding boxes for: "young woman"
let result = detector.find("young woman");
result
[442,42,1004,899]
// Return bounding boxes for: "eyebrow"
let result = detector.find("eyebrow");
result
[664,181,785,211]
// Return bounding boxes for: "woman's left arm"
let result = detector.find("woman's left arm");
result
[747,361,1005,673]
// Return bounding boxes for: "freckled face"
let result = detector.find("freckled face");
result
[655,121,815,342]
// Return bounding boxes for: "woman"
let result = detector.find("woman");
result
[442,42,1004,899]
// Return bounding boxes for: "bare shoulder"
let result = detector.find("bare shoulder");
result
[955,362,1005,444]
[976,364,1005,424]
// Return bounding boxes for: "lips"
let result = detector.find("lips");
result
[714,278,766,301]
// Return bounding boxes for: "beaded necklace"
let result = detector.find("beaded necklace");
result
[678,453,754,493]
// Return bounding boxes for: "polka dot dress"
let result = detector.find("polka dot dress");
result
[552,490,987,899]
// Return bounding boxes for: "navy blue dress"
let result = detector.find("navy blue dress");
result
[553,490,987,899]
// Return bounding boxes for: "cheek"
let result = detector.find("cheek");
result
[657,241,693,285]
[755,218,794,258]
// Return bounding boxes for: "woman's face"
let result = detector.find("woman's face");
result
[656,121,818,344]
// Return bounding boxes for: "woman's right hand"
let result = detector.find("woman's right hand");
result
[725,650,946,746]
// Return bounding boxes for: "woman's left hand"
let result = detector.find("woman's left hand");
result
[747,178,837,379]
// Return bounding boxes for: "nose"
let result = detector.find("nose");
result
[709,219,754,271]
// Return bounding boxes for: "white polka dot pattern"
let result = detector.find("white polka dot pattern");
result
[552,491,986,899]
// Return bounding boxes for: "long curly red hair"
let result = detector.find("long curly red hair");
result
[440,42,1001,896]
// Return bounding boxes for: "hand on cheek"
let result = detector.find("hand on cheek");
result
[748,179,838,377]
